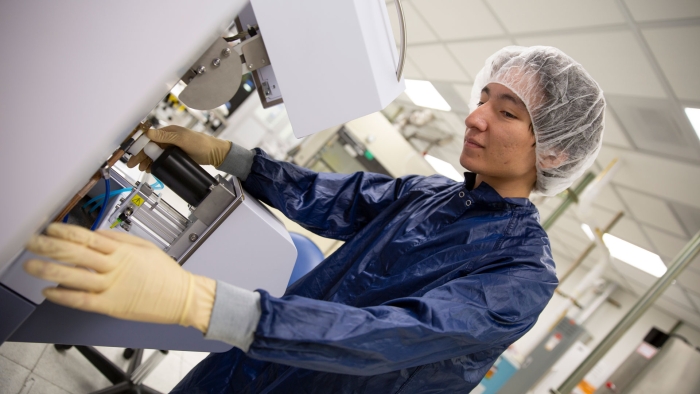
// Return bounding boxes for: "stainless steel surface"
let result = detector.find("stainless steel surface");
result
[166,176,245,265]
[558,230,700,394]
[626,337,700,394]
[193,179,237,226]
[394,0,407,81]
[239,34,270,72]
[179,38,243,110]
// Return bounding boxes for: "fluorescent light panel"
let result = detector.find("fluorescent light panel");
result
[685,107,700,141]
[405,79,451,111]
[602,233,667,278]
[424,155,464,182]
[581,224,596,241]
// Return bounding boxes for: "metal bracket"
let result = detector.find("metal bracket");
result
[179,38,243,110]
[234,34,271,73]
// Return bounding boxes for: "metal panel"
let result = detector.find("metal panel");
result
[498,319,590,394]
[627,336,700,394]
[0,285,35,343]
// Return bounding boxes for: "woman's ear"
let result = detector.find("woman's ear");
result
[539,151,568,169]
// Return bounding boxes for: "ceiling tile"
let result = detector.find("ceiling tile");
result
[408,45,470,82]
[410,0,504,40]
[678,268,700,297]
[616,187,687,236]
[605,95,700,163]
[386,1,438,44]
[652,297,700,330]
[668,201,700,236]
[624,0,700,22]
[402,56,426,79]
[623,267,698,313]
[592,184,627,213]
[608,217,655,252]
[643,25,700,101]
[516,31,666,98]
[486,0,625,34]
[642,225,689,261]
[662,284,698,310]
[452,84,474,109]
[446,39,512,80]
[555,227,591,253]
[431,82,470,114]
[687,291,700,312]
[588,205,621,232]
[596,145,700,210]
[692,255,700,272]
[621,264,659,289]
[602,108,633,148]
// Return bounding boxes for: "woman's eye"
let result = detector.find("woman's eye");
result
[503,111,517,119]
[476,101,484,107]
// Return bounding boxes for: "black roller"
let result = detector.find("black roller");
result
[151,146,216,207]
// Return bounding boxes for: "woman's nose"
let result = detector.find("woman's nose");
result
[465,107,487,132]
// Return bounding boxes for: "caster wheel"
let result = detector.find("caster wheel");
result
[54,344,72,351]
[123,348,135,359]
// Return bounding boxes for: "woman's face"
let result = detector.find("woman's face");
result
[459,83,536,182]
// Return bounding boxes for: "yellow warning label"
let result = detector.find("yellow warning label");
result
[131,195,145,206]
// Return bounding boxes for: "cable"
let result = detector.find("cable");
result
[91,175,110,231]
[83,178,163,213]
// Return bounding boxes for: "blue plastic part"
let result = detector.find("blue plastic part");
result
[287,233,325,287]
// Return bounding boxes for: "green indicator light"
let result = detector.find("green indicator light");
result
[364,151,374,160]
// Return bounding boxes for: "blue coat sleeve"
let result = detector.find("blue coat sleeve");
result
[246,244,558,376]
[242,149,424,240]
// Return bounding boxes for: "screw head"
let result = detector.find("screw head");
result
[248,64,253,69]
[189,233,199,242]
[212,58,221,68]
[196,65,206,75]
[221,48,231,58]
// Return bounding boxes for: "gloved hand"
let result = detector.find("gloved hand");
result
[127,125,232,172]
[24,223,216,332]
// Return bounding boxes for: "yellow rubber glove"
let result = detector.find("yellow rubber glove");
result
[24,223,216,333]
[127,125,232,172]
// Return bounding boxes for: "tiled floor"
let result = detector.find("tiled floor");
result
[0,341,208,394]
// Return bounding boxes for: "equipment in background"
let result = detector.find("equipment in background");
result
[498,318,591,394]
[290,112,436,179]
[612,334,700,394]
[595,327,680,394]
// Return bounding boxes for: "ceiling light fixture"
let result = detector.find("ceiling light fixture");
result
[602,233,667,278]
[685,107,700,141]
[424,154,463,182]
[581,224,596,242]
[405,79,452,111]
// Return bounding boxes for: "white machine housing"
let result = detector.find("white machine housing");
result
[0,0,406,348]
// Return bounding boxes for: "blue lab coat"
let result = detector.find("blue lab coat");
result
[172,149,558,393]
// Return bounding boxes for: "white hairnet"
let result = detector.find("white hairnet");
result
[470,46,605,196]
